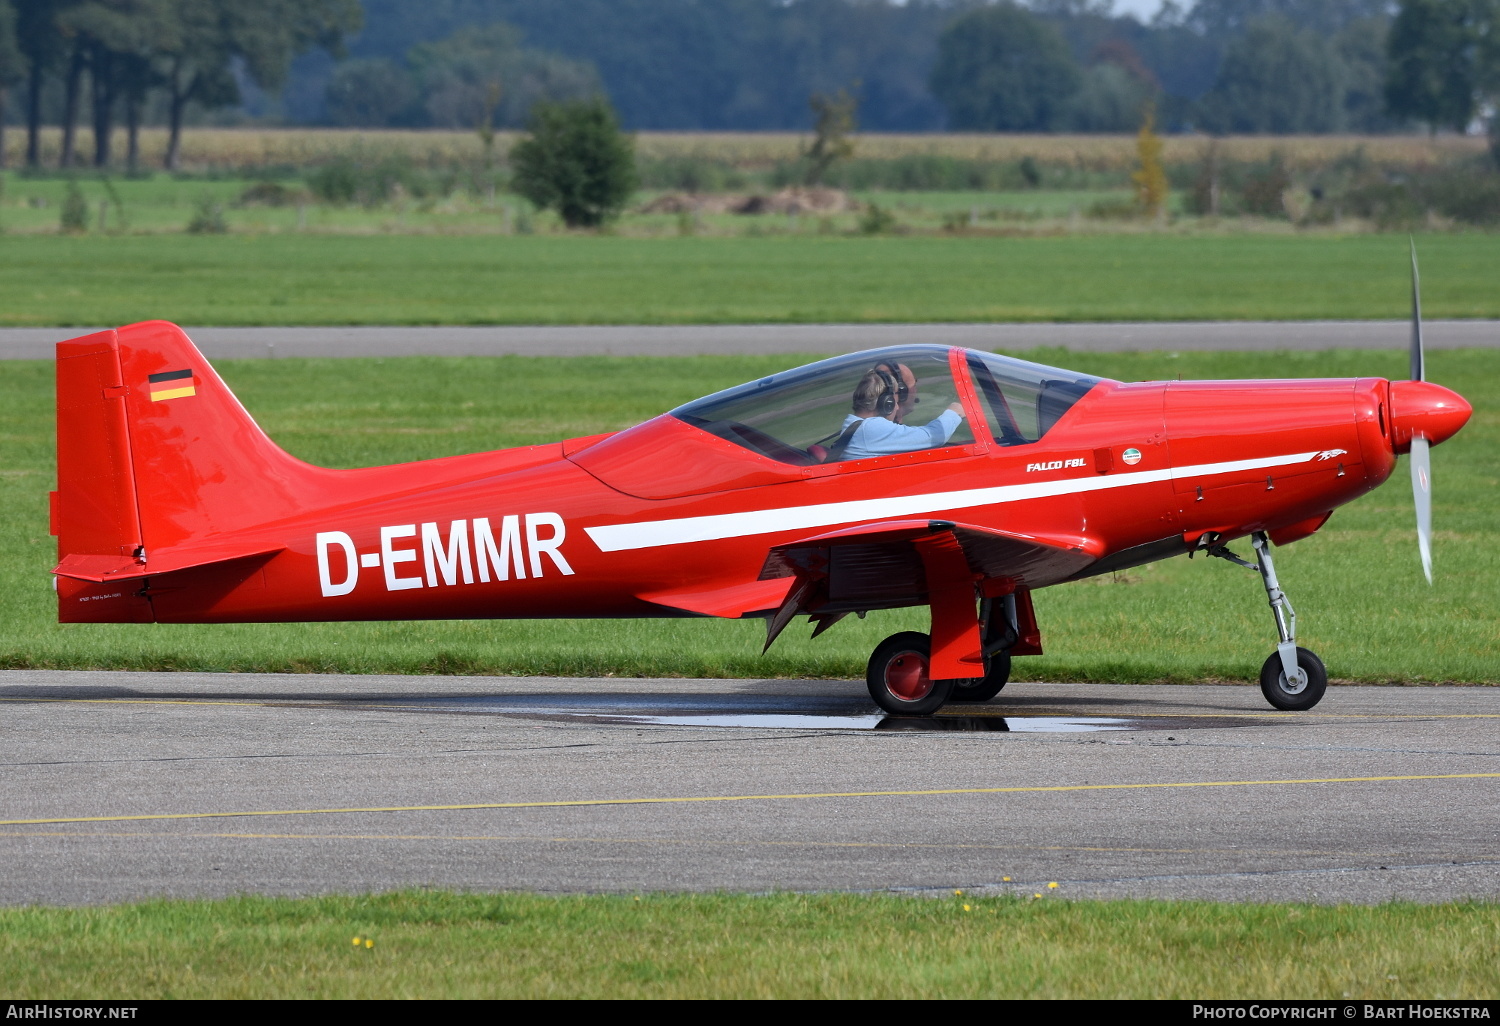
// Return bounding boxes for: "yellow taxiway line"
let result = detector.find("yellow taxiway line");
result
[3,772,1498,827]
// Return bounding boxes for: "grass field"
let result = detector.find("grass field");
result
[1,233,1498,326]
[2,348,1494,683]
[0,890,1495,998]
[0,888,1494,1002]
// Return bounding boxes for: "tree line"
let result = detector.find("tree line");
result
[932,0,1500,136]
[0,0,360,170]
[307,0,1496,136]
[5,0,1499,154]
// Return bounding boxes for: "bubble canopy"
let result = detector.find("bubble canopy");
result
[671,345,1103,466]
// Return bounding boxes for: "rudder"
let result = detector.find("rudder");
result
[55,329,145,574]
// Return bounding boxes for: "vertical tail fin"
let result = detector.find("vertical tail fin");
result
[54,322,325,618]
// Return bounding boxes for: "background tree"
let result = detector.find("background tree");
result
[0,1,23,168]
[59,0,156,168]
[14,0,75,166]
[1336,15,1397,131]
[407,22,597,129]
[929,3,1081,131]
[1132,103,1169,217]
[1186,0,1391,37]
[1385,0,1496,133]
[509,96,636,228]
[1060,39,1160,131]
[325,56,415,126]
[156,0,360,170]
[325,22,600,129]
[803,88,856,186]
[1197,15,1346,132]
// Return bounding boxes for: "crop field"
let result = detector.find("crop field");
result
[2,173,1164,237]
[1,233,1499,326]
[2,347,1495,683]
[1,890,1496,998]
[6,127,1486,173]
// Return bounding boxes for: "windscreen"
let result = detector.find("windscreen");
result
[965,351,1102,445]
[672,346,974,465]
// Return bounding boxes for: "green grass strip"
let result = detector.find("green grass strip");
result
[4,348,1496,681]
[2,233,1500,325]
[0,890,1496,998]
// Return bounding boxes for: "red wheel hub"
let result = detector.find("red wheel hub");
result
[884,651,933,701]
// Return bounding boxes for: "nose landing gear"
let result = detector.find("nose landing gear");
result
[1208,530,1328,711]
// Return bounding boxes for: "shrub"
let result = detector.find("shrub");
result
[858,203,897,234]
[1241,155,1292,217]
[236,181,307,207]
[59,181,88,233]
[637,156,746,193]
[305,155,439,208]
[186,195,228,234]
[1426,165,1500,225]
[308,158,360,205]
[510,97,637,228]
[1018,155,1042,188]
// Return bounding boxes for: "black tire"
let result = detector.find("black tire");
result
[949,650,1011,703]
[1259,647,1328,711]
[866,632,955,716]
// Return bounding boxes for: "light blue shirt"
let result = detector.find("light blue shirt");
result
[839,409,963,459]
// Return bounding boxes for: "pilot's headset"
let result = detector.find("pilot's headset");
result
[872,363,910,418]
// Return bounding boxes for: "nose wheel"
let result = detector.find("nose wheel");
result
[1207,530,1328,711]
[1260,646,1327,711]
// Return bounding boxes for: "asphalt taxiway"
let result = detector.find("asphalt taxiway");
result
[2,670,1496,906]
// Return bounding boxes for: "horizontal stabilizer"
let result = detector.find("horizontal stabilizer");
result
[53,546,285,583]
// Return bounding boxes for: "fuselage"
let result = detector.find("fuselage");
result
[60,364,1427,626]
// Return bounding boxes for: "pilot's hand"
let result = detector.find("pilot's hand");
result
[947,402,965,417]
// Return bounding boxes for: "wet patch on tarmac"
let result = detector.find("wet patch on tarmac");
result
[293,692,1288,734]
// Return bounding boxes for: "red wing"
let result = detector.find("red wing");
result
[637,577,795,619]
[759,518,1103,608]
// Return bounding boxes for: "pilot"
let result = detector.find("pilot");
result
[832,362,966,460]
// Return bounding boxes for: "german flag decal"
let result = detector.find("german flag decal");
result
[148,368,196,402]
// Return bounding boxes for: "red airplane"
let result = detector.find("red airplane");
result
[51,267,1471,716]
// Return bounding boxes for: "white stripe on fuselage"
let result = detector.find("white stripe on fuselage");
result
[583,451,1321,553]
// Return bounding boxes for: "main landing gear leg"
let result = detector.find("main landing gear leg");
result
[949,596,1013,704]
[1210,531,1328,711]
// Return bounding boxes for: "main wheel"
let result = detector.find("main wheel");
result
[949,650,1011,703]
[1259,647,1328,711]
[866,632,955,716]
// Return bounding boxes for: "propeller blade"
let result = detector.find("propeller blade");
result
[1410,434,1433,584]
[1409,237,1425,382]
